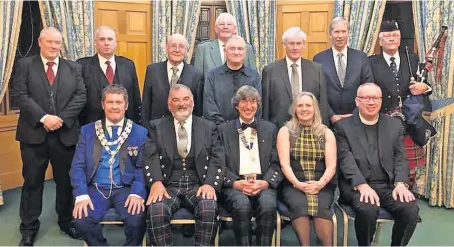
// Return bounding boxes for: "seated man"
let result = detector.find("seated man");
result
[143,84,224,246]
[334,83,419,246]
[70,85,147,246]
[218,86,282,246]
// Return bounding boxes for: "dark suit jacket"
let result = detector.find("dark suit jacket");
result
[141,61,203,125]
[217,119,283,189]
[334,110,409,196]
[261,58,329,128]
[142,116,225,192]
[12,55,86,146]
[313,47,374,117]
[76,55,141,125]
[70,121,148,199]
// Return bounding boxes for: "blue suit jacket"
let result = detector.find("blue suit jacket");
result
[70,121,148,199]
[313,47,374,118]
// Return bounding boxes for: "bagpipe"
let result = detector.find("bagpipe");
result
[400,25,448,146]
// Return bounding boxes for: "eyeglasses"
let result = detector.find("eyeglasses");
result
[381,33,400,39]
[170,44,186,51]
[227,47,245,52]
[357,96,382,102]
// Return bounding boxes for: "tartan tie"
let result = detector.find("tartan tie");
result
[105,61,114,84]
[390,57,398,77]
[170,66,179,87]
[291,63,300,99]
[46,61,55,85]
[337,53,346,87]
[177,121,188,158]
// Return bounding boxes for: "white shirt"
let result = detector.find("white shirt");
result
[219,40,226,63]
[174,115,193,154]
[238,118,261,176]
[167,61,184,84]
[39,56,60,123]
[383,51,400,72]
[285,56,302,93]
[98,54,116,75]
[332,47,348,73]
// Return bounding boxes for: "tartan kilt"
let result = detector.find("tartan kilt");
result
[404,135,426,169]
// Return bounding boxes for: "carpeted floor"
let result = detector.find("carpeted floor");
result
[0,181,453,246]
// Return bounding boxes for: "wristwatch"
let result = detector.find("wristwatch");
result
[394,182,409,189]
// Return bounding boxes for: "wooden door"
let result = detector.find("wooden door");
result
[95,1,152,94]
[276,1,334,60]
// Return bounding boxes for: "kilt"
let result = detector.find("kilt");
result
[404,135,426,169]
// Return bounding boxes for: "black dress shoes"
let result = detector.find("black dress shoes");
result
[19,235,35,246]
[60,226,83,240]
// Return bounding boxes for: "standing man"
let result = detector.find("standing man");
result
[143,84,224,246]
[71,85,147,246]
[313,17,374,124]
[218,86,282,246]
[141,33,203,125]
[12,27,86,246]
[262,27,329,128]
[194,12,256,75]
[77,26,141,125]
[369,20,432,184]
[203,35,261,125]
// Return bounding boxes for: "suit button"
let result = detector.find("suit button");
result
[183,168,186,171]
[397,83,399,86]
[163,174,166,177]
[161,165,164,168]
[183,163,186,166]
[145,166,149,169]
[397,89,400,92]
[216,176,219,179]
[218,169,222,173]
[204,166,208,170]
[149,178,153,182]
[206,156,210,160]
[147,173,150,177]
[159,156,162,160]
[388,95,391,98]
[182,158,185,162]
[214,182,218,186]
[203,175,206,178]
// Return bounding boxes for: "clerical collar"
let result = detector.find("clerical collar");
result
[359,113,379,125]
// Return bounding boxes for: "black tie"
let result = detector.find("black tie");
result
[390,57,398,77]
[241,121,256,130]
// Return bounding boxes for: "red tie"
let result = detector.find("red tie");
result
[46,61,55,85]
[105,61,114,84]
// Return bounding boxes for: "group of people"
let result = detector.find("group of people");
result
[12,11,428,246]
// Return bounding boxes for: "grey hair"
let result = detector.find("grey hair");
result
[215,12,237,26]
[231,85,262,109]
[102,84,128,103]
[166,33,189,50]
[329,17,350,33]
[169,84,194,98]
[357,82,382,95]
[225,35,246,49]
[282,27,307,44]
[95,26,117,40]
[39,27,62,40]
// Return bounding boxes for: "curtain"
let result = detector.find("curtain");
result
[334,0,387,55]
[225,0,276,72]
[152,0,202,63]
[412,1,454,208]
[0,0,23,207]
[38,0,94,60]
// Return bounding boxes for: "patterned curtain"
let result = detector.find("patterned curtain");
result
[225,0,276,72]
[38,0,94,60]
[0,0,23,207]
[152,0,202,63]
[413,1,454,208]
[334,0,387,55]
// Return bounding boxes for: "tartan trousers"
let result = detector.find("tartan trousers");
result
[146,175,218,246]
[222,188,277,246]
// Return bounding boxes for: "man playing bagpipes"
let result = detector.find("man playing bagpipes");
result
[369,20,442,186]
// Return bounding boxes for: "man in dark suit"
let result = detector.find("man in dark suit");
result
[143,84,224,246]
[77,26,141,125]
[313,17,374,124]
[262,27,329,128]
[12,27,86,245]
[71,85,147,246]
[369,20,432,184]
[218,85,282,246]
[141,33,203,125]
[194,12,256,75]
[334,83,419,246]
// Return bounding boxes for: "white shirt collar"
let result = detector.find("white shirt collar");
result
[167,60,184,74]
[285,56,301,68]
[359,113,379,125]
[218,39,226,48]
[332,46,348,58]
[105,118,124,129]
[98,53,115,66]
[382,51,399,62]
[239,117,255,125]
[174,114,193,127]
[41,55,59,67]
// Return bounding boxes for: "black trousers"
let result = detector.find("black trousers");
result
[222,188,277,246]
[19,132,75,237]
[342,183,419,246]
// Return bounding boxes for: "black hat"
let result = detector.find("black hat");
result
[380,20,399,32]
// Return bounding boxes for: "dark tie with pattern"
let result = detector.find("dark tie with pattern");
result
[177,121,188,158]
[110,125,119,140]
[337,53,346,87]
[46,61,55,85]
[170,67,179,87]
[390,57,398,77]
[105,61,114,84]
[291,63,299,99]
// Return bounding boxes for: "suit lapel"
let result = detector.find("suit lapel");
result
[90,55,106,93]
[55,59,69,103]
[256,121,267,173]
[92,137,102,180]
[119,140,127,174]
[32,56,51,90]
[327,50,342,89]
[377,115,388,162]
[193,117,204,159]
[344,48,353,86]
[160,61,170,92]
[179,62,189,86]
[353,114,374,166]
[210,40,222,68]
[279,59,293,99]
[115,55,127,87]
[228,121,240,174]
[162,117,176,160]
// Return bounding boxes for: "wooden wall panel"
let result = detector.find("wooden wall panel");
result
[276,1,334,60]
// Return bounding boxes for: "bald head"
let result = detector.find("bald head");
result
[357,82,382,97]
[38,27,62,60]
[95,26,117,59]
[356,82,382,121]
[166,33,188,66]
